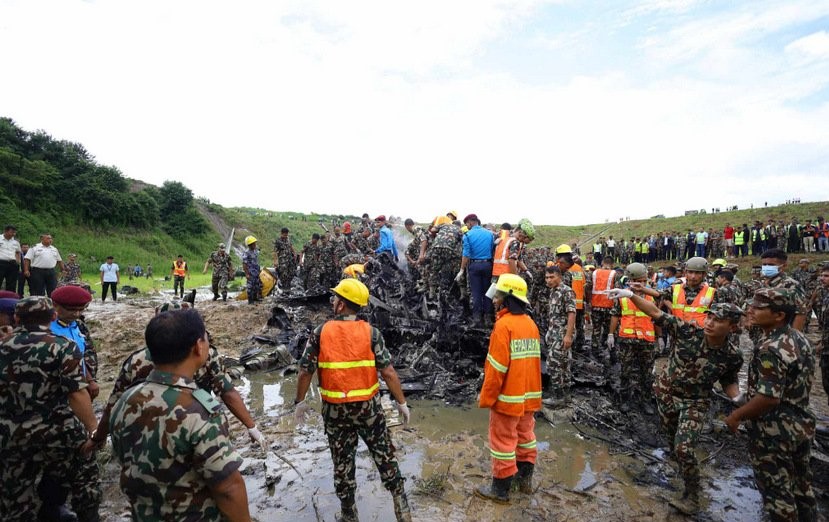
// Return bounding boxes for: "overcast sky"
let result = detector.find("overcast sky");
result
[2,1,828,226]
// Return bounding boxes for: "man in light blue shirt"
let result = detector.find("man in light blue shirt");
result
[457,213,495,325]
[374,215,399,265]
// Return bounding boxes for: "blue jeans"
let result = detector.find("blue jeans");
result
[819,236,829,252]
[468,260,494,319]
[695,244,706,258]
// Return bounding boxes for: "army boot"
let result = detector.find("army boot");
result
[513,461,535,494]
[669,484,700,515]
[221,291,227,302]
[336,500,359,522]
[212,293,219,301]
[392,492,413,522]
[475,476,512,504]
[75,506,101,522]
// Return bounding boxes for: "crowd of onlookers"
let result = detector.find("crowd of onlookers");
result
[576,216,829,266]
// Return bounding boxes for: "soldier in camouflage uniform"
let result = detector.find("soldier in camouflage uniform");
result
[95,301,264,448]
[749,249,809,345]
[426,218,462,304]
[294,279,412,522]
[273,227,297,293]
[203,243,233,301]
[714,271,743,306]
[404,219,427,283]
[813,264,829,401]
[109,309,250,521]
[0,296,100,522]
[330,226,351,270]
[726,288,817,522]
[58,253,82,287]
[608,263,660,414]
[609,286,745,514]
[792,259,817,329]
[242,236,262,304]
[300,234,323,291]
[542,266,576,406]
[319,234,339,288]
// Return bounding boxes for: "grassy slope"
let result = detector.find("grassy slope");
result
[30,201,829,293]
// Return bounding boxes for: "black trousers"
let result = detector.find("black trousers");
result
[29,267,57,296]
[101,282,117,301]
[0,260,18,293]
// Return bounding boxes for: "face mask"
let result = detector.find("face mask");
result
[761,265,779,278]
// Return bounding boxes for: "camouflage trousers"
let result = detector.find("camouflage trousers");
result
[618,339,654,399]
[652,391,707,491]
[748,434,816,522]
[574,309,586,350]
[277,265,295,291]
[246,270,262,301]
[211,272,229,298]
[427,248,460,302]
[302,264,322,291]
[822,350,829,403]
[1,434,100,521]
[321,395,405,503]
[546,325,572,392]
[173,275,186,298]
[590,307,612,358]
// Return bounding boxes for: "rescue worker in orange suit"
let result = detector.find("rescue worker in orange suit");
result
[170,254,189,299]
[491,219,535,282]
[293,279,413,522]
[476,274,542,504]
[590,256,617,369]
[608,263,660,414]
[555,244,589,351]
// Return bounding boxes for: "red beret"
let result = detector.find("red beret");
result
[0,290,20,299]
[374,215,386,222]
[51,285,92,307]
[463,213,479,223]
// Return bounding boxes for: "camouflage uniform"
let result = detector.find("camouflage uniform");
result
[110,370,243,521]
[426,223,462,302]
[298,317,405,505]
[545,283,576,392]
[273,237,297,292]
[793,267,817,329]
[331,234,350,269]
[715,282,742,307]
[611,298,657,400]
[749,273,809,345]
[526,248,550,328]
[301,240,323,291]
[405,226,426,281]
[652,309,742,495]
[206,250,233,300]
[241,248,262,301]
[0,308,100,521]
[319,237,339,288]
[58,261,81,286]
[746,311,816,521]
[815,285,829,400]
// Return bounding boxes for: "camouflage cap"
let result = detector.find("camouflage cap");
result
[157,301,191,313]
[707,302,744,320]
[798,258,810,265]
[725,263,739,272]
[15,296,54,315]
[746,287,794,308]
[218,243,226,249]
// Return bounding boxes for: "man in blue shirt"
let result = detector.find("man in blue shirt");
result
[457,214,495,326]
[374,215,399,266]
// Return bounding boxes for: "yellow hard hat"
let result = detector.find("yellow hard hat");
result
[584,264,595,271]
[447,210,459,220]
[331,278,370,307]
[486,273,529,304]
[712,258,727,267]
[460,225,469,234]
[342,263,366,279]
[555,243,572,255]
[433,215,452,227]
[245,235,258,246]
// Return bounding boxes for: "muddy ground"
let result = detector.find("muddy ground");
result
[83,287,829,521]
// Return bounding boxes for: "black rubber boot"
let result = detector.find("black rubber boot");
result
[213,293,219,301]
[337,502,359,522]
[514,461,534,494]
[75,506,100,522]
[475,476,513,504]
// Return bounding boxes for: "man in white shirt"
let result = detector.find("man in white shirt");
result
[99,256,120,302]
[0,225,21,293]
[23,234,64,296]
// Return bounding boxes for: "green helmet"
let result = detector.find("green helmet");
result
[518,218,535,241]
[625,262,647,279]
[685,257,708,272]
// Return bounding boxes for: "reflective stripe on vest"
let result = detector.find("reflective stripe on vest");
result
[671,284,715,327]
[317,320,380,403]
[492,237,517,277]
[490,448,516,460]
[591,268,615,309]
[619,296,656,342]
[568,265,585,309]
[173,261,187,277]
[734,231,745,245]
[497,391,543,403]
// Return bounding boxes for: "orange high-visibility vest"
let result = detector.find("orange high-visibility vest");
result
[567,264,585,310]
[317,320,379,404]
[172,261,187,277]
[492,237,519,277]
[479,309,542,416]
[619,296,656,342]
[671,284,716,327]
[591,268,615,309]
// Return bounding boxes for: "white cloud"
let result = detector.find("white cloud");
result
[786,30,829,62]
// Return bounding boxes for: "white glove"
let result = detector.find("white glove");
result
[248,426,268,451]
[294,400,311,424]
[454,269,465,282]
[606,334,615,349]
[658,338,666,351]
[396,402,411,425]
[607,288,633,300]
